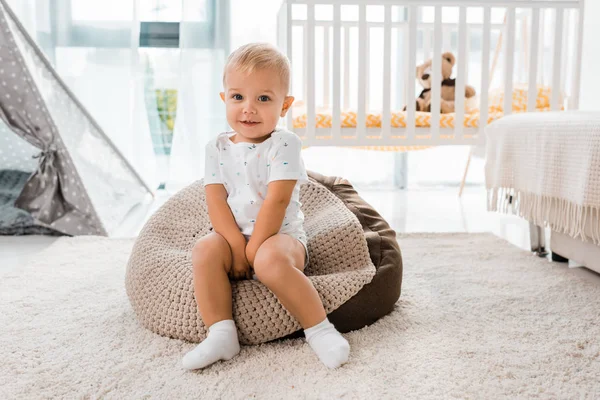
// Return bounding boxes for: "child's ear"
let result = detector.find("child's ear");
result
[219,92,225,102]
[280,96,295,117]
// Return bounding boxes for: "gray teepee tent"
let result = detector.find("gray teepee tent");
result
[0,0,154,236]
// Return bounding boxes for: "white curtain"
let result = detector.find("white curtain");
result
[55,0,159,191]
[165,0,228,193]
[4,0,159,192]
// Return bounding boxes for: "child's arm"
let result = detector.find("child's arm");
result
[245,180,296,266]
[205,184,247,255]
[203,139,250,279]
[246,132,308,266]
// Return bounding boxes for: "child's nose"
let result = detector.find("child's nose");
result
[243,101,257,114]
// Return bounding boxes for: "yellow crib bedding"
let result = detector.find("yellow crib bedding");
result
[293,107,553,129]
[293,85,560,151]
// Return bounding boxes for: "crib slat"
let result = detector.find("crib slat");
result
[303,27,307,107]
[479,7,491,136]
[528,8,540,113]
[382,4,392,140]
[430,5,442,139]
[365,28,370,115]
[466,25,471,79]
[538,9,545,84]
[454,6,467,139]
[519,15,527,83]
[405,5,418,138]
[551,8,564,111]
[332,3,341,139]
[323,27,330,107]
[503,7,515,117]
[560,9,569,99]
[286,2,293,131]
[571,7,584,109]
[306,3,316,141]
[343,26,350,110]
[357,4,367,138]
[400,19,408,110]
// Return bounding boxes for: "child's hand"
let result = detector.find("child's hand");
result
[229,245,252,280]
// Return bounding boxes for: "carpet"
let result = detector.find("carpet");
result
[1,233,599,399]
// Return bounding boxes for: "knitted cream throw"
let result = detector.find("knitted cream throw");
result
[125,178,376,345]
[485,111,600,245]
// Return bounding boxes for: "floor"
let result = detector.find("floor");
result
[2,184,600,285]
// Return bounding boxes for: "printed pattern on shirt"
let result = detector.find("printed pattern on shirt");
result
[202,129,308,238]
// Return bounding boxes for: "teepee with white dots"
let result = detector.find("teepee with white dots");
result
[0,0,154,236]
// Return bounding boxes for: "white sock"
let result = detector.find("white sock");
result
[182,319,240,370]
[304,317,350,369]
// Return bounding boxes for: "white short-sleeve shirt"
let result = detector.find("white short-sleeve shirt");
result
[203,128,309,237]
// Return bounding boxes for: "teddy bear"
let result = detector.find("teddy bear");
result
[406,52,476,113]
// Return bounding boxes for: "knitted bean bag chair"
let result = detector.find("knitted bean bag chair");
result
[125,171,403,345]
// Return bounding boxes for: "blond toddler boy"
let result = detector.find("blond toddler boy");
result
[181,43,350,370]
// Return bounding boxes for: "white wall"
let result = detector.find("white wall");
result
[228,0,282,50]
[579,0,600,110]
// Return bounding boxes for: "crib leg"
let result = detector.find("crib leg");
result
[458,147,473,197]
[394,152,408,189]
[529,222,548,257]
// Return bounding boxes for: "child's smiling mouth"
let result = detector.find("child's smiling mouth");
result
[240,120,261,127]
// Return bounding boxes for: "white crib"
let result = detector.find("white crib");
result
[277,0,584,148]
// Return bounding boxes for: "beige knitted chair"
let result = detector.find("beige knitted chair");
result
[125,172,402,345]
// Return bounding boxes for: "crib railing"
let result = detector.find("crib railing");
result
[277,0,584,147]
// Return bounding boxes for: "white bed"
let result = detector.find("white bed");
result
[485,111,600,273]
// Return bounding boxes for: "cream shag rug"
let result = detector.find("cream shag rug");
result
[1,233,599,399]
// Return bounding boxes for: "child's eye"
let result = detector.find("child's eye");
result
[232,94,243,100]
[258,95,270,102]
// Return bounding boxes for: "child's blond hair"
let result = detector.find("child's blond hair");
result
[223,43,291,94]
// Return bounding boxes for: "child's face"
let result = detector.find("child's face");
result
[220,66,294,143]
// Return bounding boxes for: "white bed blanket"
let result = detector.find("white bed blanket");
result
[485,111,600,244]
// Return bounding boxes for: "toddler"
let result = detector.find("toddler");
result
[182,43,350,370]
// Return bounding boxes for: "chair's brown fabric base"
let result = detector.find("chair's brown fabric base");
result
[279,171,403,341]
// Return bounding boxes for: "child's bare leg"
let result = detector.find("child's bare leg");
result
[253,234,350,369]
[254,236,324,329]
[182,232,240,370]
[191,232,233,327]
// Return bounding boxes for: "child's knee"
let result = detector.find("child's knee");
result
[192,233,230,268]
[254,249,293,281]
